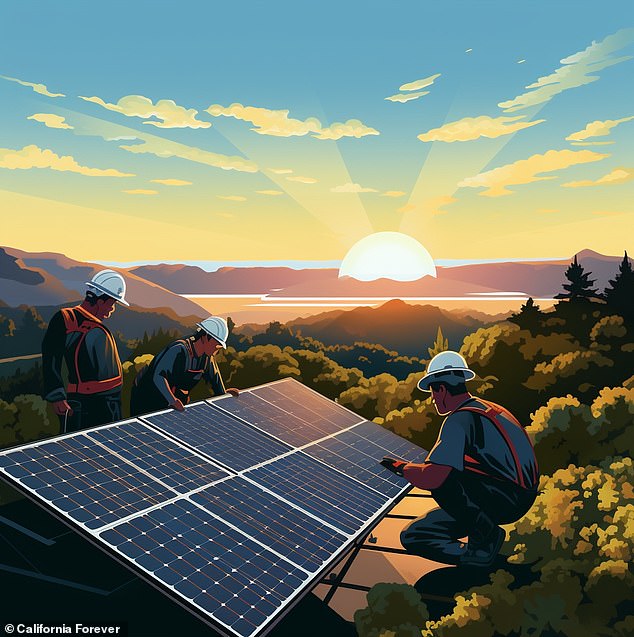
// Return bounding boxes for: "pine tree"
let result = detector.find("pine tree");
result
[509,297,544,331]
[604,251,634,320]
[555,255,600,303]
[427,326,449,357]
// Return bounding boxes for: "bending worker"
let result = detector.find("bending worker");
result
[42,270,128,433]
[381,351,538,568]
[130,316,239,416]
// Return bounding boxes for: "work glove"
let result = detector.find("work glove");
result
[380,457,408,477]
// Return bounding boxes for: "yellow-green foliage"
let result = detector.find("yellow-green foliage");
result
[227,345,301,388]
[525,350,613,391]
[0,394,56,447]
[460,323,520,369]
[377,398,439,451]
[590,315,627,351]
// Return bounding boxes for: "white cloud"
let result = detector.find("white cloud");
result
[566,115,634,142]
[458,149,609,196]
[385,91,429,103]
[286,175,318,184]
[0,144,134,177]
[27,113,73,130]
[399,73,441,91]
[1,75,65,97]
[150,179,192,186]
[80,94,212,128]
[562,168,634,188]
[499,29,634,112]
[330,182,378,193]
[418,115,544,143]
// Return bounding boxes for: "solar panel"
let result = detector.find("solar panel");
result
[303,420,427,497]
[141,402,293,472]
[0,379,427,637]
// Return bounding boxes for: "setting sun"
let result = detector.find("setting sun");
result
[339,231,437,282]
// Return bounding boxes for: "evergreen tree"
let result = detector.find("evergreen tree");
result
[604,250,634,320]
[427,326,449,357]
[509,297,544,331]
[555,255,600,303]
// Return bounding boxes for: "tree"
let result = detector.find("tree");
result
[427,326,448,357]
[509,297,544,332]
[555,255,600,303]
[604,251,634,320]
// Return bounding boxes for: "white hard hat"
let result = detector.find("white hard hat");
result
[85,269,129,306]
[417,350,475,391]
[196,316,229,348]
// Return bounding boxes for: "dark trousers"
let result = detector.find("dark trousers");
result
[400,470,537,565]
[59,393,122,434]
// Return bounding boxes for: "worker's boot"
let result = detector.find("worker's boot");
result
[460,511,505,567]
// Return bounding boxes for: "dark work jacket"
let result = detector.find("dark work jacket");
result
[131,337,226,415]
[41,305,123,402]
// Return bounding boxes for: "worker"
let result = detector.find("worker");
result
[381,350,539,568]
[42,269,128,433]
[130,316,239,416]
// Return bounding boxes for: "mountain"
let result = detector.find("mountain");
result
[0,247,206,317]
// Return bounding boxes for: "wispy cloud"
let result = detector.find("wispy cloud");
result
[1,75,65,97]
[566,115,634,142]
[499,29,634,112]
[206,103,378,139]
[562,167,634,188]
[27,113,73,130]
[330,182,378,193]
[286,175,318,184]
[385,91,429,103]
[458,149,609,196]
[399,73,441,91]
[381,191,407,197]
[80,94,212,128]
[418,115,544,143]
[399,195,456,215]
[256,190,284,196]
[0,144,134,177]
[218,195,247,201]
[123,189,158,195]
[150,178,192,186]
[269,168,293,174]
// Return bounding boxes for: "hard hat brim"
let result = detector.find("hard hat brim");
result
[417,368,476,392]
[196,322,227,348]
[85,281,130,306]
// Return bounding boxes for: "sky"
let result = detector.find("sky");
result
[1,0,633,265]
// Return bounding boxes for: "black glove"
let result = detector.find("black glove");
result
[380,456,408,477]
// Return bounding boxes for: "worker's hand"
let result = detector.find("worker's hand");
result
[226,387,240,397]
[171,398,185,412]
[52,400,73,416]
[380,456,409,477]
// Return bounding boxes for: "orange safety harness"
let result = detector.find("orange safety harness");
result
[455,400,538,489]
[61,306,123,395]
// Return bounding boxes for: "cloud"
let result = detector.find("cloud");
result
[566,115,634,142]
[269,168,293,174]
[218,195,247,201]
[499,28,634,112]
[106,135,139,142]
[330,182,378,193]
[27,113,73,130]
[562,168,634,188]
[0,144,134,177]
[418,115,544,142]
[465,49,473,54]
[381,191,407,197]
[1,75,65,97]
[398,195,456,215]
[150,178,192,186]
[399,74,441,91]
[123,189,158,195]
[206,103,378,139]
[286,175,318,184]
[80,94,211,128]
[570,141,615,146]
[385,91,429,103]
[458,149,609,196]
[256,190,284,196]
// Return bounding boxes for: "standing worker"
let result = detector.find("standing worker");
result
[130,316,239,416]
[381,351,539,568]
[42,269,128,433]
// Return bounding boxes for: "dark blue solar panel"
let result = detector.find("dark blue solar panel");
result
[0,435,174,530]
[141,403,292,472]
[88,420,230,493]
[303,420,427,497]
[191,477,347,573]
[245,452,388,536]
[100,498,310,637]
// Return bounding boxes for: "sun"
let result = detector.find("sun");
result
[339,232,437,282]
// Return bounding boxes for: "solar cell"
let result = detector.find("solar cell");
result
[191,477,348,573]
[141,402,292,472]
[303,420,427,497]
[245,451,389,536]
[99,498,310,637]
[88,420,230,493]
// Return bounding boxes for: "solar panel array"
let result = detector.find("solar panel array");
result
[0,378,427,637]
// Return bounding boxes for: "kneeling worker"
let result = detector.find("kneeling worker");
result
[130,316,239,416]
[381,351,538,567]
